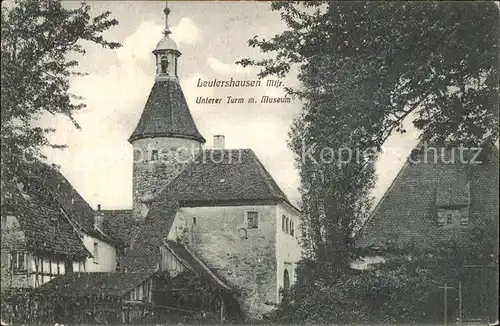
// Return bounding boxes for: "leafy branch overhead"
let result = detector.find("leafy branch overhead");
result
[1,0,121,162]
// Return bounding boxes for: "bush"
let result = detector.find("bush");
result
[264,255,469,324]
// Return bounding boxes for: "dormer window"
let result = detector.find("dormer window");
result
[160,56,168,74]
[436,180,470,229]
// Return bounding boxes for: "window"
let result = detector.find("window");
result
[131,287,138,301]
[282,215,286,232]
[247,211,258,229]
[290,221,294,236]
[285,217,289,234]
[9,251,26,272]
[446,211,452,224]
[93,242,99,263]
[65,260,73,273]
[193,217,196,225]
[160,56,168,74]
[151,150,159,161]
[174,57,178,76]
[460,215,469,226]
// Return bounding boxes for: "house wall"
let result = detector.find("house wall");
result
[82,235,117,272]
[167,204,277,317]
[132,137,201,222]
[1,215,29,288]
[275,202,302,302]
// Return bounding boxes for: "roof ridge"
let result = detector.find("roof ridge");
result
[129,79,206,143]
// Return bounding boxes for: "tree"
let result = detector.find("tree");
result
[1,0,120,181]
[238,1,499,275]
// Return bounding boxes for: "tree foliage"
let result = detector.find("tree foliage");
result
[1,0,120,178]
[239,1,499,276]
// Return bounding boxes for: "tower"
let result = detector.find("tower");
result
[129,1,205,222]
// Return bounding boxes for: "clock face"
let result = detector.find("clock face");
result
[237,228,247,239]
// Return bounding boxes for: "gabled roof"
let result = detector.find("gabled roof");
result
[122,148,292,273]
[356,142,499,252]
[2,172,90,258]
[129,79,205,143]
[36,272,153,298]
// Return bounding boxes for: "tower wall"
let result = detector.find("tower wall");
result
[132,137,201,222]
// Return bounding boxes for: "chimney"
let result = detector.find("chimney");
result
[214,135,225,149]
[94,204,104,232]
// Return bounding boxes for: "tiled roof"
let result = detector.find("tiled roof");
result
[356,143,499,252]
[2,173,90,258]
[36,272,152,298]
[129,79,206,143]
[123,149,291,274]
[162,149,289,204]
[164,241,232,290]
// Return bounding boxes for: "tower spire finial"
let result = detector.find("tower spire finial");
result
[163,0,171,36]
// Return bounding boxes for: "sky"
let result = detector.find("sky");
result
[39,1,421,210]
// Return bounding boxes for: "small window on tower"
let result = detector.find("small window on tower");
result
[160,56,168,74]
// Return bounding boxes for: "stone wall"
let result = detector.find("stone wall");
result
[131,137,201,222]
[168,205,278,318]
